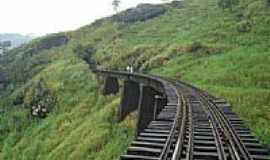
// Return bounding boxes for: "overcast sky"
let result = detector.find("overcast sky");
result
[0,0,167,35]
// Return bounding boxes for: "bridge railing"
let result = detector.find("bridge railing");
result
[93,69,166,94]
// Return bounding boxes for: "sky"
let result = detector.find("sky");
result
[0,0,167,35]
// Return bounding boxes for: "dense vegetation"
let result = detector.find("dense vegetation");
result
[0,0,269,159]
[0,33,33,49]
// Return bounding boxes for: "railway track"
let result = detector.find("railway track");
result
[94,70,270,160]
[174,81,270,160]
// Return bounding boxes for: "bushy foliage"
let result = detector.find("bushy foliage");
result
[112,4,167,23]
[0,68,7,84]
[23,78,56,117]
[0,46,135,159]
[185,42,223,56]
[141,54,170,71]
[24,33,68,56]
[266,0,270,6]
[73,44,97,69]
[218,0,238,10]
[0,33,68,95]
[236,20,253,32]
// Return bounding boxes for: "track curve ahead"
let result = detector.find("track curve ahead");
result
[94,70,270,160]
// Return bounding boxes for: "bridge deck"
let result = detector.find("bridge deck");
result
[94,70,270,160]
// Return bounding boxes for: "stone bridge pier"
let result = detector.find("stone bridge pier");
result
[118,80,140,121]
[136,85,162,136]
[100,76,167,137]
[102,76,119,95]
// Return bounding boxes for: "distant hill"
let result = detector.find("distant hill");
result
[0,33,34,49]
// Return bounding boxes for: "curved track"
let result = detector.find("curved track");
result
[94,70,270,160]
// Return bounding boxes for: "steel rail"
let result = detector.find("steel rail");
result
[201,94,252,159]
[94,70,269,160]
[185,98,194,160]
[174,79,254,160]
[171,94,188,160]
[159,84,180,159]
[173,79,252,159]
[157,76,268,160]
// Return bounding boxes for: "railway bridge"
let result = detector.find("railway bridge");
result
[94,69,270,160]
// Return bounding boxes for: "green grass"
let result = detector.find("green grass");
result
[0,48,135,159]
[0,0,270,159]
[149,0,270,148]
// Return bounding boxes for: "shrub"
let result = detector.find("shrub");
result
[236,20,253,33]
[218,0,235,9]
[185,42,223,56]
[112,4,167,23]
[23,78,56,118]
[141,54,170,71]
[214,31,231,40]
[0,68,8,84]
[111,45,160,71]
[170,1,183,7]
[13,92,24,105]
[25,33,68,56]
[186,41,203,53]
[234,6,246,21]
[246,0,267,17]
[73,44,97,70]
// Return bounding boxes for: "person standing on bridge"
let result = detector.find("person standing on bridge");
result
[130,65,134,73]
[126,65,134,73]
[126,65,131,72]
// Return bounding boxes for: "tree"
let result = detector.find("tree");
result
[218,0,240,11]
[112,0,121,13]
[73,44,97,70]
[0,41,11,54]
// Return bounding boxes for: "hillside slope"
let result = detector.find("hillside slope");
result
[0,33,33,49]
[0,0,269,159]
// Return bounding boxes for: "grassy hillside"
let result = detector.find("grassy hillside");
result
[0,35,135,159]
[0,0,269,159]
